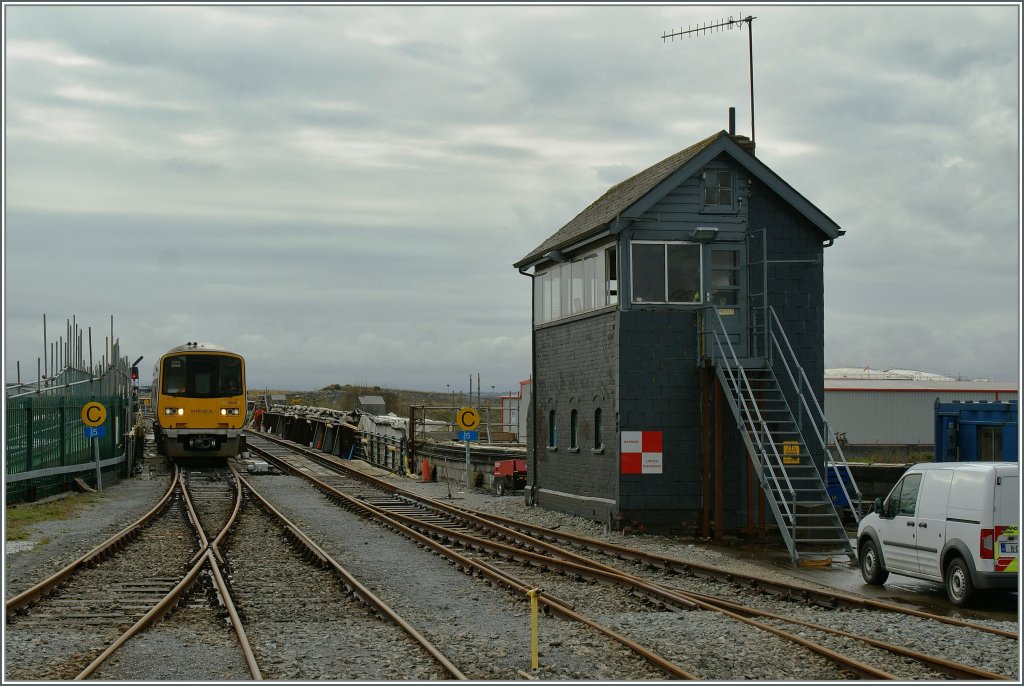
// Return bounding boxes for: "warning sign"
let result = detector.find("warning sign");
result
[621,431,663,475]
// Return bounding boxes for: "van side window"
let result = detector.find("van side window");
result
[895,474,923,517]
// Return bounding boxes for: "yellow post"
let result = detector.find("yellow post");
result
[527,588,539,670]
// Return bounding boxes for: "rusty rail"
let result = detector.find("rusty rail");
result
[250,433,1016,680]
[5,464,182,615]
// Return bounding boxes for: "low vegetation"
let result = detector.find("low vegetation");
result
[5,494,100,541]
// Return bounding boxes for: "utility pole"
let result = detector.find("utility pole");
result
[663,12,757,145]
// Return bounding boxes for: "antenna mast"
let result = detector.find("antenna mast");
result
[663,12,757,145]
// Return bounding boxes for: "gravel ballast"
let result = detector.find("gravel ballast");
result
[5,453,1019,681]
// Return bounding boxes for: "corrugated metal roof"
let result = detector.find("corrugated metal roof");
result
[825,379,1018,392]
[825,367,955,381]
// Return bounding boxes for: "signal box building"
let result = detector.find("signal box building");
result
[514,130,853,562]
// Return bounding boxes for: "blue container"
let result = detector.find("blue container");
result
[935,399,1018,462]
[826,464,853,509]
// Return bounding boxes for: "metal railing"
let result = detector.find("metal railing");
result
[766,306,862,522]
[700,306,799,547]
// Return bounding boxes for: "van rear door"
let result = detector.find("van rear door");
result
[994,470,1019,574]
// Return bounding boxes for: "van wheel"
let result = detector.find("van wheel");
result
[945,557,975,607]
[495,480,505,496]
[860,539,889,585]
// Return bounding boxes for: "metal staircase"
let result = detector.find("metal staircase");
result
[701,306,861,564]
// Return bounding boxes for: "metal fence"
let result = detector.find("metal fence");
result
[5,393,134,503]
[5,345,138,504]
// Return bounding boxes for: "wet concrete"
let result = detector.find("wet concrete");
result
[705,538,1020,625]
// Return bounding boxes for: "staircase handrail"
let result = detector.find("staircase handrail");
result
[767,307,863,522]
[702,307,797,527]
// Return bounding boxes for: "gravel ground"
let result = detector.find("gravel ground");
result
[4,458,175,600]
[242,471,670,680]
[5,452,1020,681]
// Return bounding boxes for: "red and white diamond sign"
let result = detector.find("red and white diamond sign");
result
[620,430,663,474]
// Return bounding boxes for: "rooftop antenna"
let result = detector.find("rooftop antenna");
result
[663,12,757,145]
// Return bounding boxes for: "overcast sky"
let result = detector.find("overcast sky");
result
[3,3,1021,393]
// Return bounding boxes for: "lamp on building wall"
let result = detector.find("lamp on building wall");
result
[542,249,570,263]
[691,227,719,242]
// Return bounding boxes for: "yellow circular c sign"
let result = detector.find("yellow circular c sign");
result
[456,407,480,431]
[81,401,107,427]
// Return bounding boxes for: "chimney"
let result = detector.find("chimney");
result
[732,134,755,156]
[727,107,754,154]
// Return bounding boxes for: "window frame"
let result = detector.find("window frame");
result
[630,240,703,305]
[701,167,736,214]
[533,245,617,325]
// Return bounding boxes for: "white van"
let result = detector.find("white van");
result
[857,461,1019,607]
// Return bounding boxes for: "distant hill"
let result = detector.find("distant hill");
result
[249,384,504,421]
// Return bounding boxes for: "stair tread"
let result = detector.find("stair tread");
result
[716,361,860,562]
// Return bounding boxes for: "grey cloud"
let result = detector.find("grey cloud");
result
[3,5,1019,390]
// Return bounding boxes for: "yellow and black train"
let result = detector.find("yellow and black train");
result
[151,342,246,459]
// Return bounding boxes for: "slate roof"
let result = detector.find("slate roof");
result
[514,130,841,269]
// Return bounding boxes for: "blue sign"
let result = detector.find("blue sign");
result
[83,426,107,439]
[457,430,479,442]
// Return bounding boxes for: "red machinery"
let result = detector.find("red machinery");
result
[493,459,527,496]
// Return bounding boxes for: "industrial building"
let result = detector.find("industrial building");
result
[823,368,1018,459]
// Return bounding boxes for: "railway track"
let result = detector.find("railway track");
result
[246,431,1019,681]
[5,457,470,680]
[5,463,259,681]
[225,468,466,680]
[239,442,685,679]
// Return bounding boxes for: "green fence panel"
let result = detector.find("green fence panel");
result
[5,394,129,503]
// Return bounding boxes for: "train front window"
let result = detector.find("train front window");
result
[162,354,243,398]
[218,357,242,394]
[163,357,187,394]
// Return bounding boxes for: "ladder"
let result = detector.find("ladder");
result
[702,306,861,563]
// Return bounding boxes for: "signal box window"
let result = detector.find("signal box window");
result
[631,242,701,304]
[533,246,615,325]
[702,168,734,211]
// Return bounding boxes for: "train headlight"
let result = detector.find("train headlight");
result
[164,408,184,416]
[221,408,240,416]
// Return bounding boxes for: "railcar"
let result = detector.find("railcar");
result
[151,342,246,459]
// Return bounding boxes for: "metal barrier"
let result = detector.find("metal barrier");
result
[4,318,143,502]
[5,393,131,502]
[357,432,408,474]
